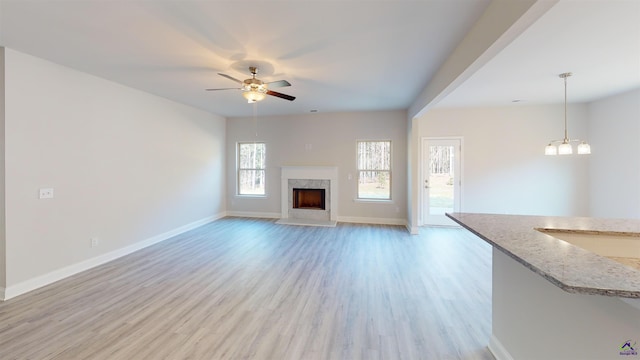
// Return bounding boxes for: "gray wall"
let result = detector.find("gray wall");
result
[3,48,226,293]
[418,94,640,221]
[418,104,590,218]
[588,88,640,219]
[226,110,408,224]
[0,47,5,289]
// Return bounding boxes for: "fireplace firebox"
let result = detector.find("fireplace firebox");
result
[292,188,326,210]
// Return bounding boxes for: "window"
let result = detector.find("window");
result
[238,142,266,196]
[357,140,391,200]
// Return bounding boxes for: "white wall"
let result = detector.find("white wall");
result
[419,104,590,216]
[3,49,226,292]
[407,116,420,233]
[226,110,407,224]
[492,249,640,360]
[588,88,640,219]
[0,47,5,289]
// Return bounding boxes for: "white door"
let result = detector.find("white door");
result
[422,138,461,226]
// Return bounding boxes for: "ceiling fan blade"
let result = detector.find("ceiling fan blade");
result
[205,87,240,91]
[266,80,291,88]
[267,90,296,101]
[218,73,243,84]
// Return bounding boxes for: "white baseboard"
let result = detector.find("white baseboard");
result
[2,213,223,301]
[488,334,514,360]
[0,287,5,301]
[225,211,280,219]
[337,216,407,227]
[227,212,410,229]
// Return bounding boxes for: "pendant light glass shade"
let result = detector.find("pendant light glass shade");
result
[577,142,591,154]
[544,72,591,156]
[545,144,557,155]
[558,142,573,155]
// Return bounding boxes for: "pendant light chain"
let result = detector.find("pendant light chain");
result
[563,74,569,142]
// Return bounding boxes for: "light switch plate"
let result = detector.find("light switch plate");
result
[39,188,54,199]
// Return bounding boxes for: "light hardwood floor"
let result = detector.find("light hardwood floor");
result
[0,217,494,360]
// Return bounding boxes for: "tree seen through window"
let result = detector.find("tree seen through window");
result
[238,142,266,195]
[357,141,391,199]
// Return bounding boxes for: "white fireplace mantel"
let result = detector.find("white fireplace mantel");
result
[280,166,338,222]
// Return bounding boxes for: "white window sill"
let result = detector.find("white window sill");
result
[353,198,393,204]
[235,194,269,199]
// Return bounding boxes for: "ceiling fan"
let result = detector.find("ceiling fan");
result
[206,66,296,103]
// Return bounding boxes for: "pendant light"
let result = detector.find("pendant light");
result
[544,72,591,155]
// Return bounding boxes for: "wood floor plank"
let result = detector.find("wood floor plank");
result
[0,217,493,359]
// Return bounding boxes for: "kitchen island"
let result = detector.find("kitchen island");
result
[447,213,640,360]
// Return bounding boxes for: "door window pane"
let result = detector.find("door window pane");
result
[428,145,454,214]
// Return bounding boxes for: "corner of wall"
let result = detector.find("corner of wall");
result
[0,46,6,290]
[488,335,515,360]
[407,116,421,232]
[407,223,419,235]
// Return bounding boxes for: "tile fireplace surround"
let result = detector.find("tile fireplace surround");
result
[277,166,338,227]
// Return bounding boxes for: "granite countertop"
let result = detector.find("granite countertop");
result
[447,213,640,298]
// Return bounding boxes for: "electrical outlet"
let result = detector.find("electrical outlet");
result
[39,188,54,199]
[91,237,99,247]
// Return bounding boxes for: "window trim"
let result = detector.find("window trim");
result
[356,140,392,200]
[237,142,267,197]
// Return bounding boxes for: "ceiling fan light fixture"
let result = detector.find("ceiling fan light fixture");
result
[242,89,267,103]
[205,66,296,104]
[207,66,294,103]
[242,77,268,103]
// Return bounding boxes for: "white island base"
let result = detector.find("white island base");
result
[491,249,640,360]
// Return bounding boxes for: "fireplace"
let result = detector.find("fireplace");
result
[286,179,330,221]
[278,166,338,226]
[293,188,326,210]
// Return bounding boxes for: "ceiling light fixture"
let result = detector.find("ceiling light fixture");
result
[544,72,591,156]
[241,67,268,103]
[242,90,266,103]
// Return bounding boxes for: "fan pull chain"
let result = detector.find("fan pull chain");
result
[253,101,258,137]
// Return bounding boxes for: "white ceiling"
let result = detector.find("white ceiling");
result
[0,1,638,117]
[437,0,640,108]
